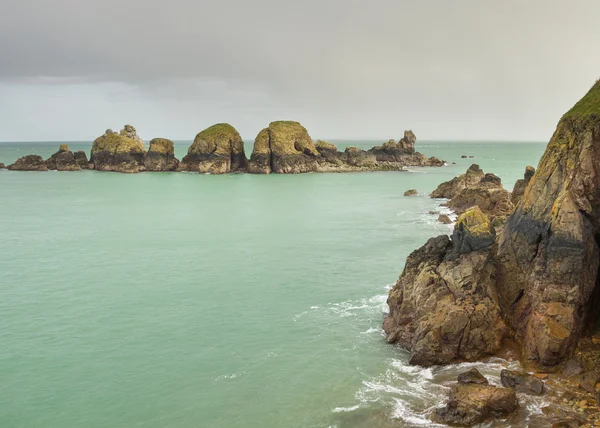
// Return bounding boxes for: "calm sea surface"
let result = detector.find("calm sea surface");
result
[0,140,548,427]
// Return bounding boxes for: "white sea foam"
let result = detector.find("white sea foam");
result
[332,405,360,413]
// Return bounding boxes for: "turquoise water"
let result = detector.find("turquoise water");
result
[0,141,547,427]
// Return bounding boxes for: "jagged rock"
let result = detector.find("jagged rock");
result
[433,383,518,426]
[73,151,89,169]
[431,164,484,198]
[145,138,179,172]
[341,146,378,168]
[8,155,48,171]
[248,121,319,174]
[90,126,146,173]
[399,130,416,151]
[383,207,506,366]
[314,140,337,152]
[404,189,417,197]
[369,131,444,167]
[438,214,452,224]
[495,80,600,369]
[45,144,81,171]
[511,165,535,204]
[458,368,489,385]
[579,371,600,393]
[179,123,246,174]
[500,369,545,395]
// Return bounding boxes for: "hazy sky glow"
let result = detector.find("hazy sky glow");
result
[1,0,599,142]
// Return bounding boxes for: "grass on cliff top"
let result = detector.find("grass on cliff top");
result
[197,123,239,138]
[563,79,600,119]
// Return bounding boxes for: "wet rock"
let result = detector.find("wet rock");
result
[145,138,179,172]
[500,369,545,395]
[179,123,246,174]
[433,383,518,426]
[45,144,81,171]
[458,368,489,385]
[383,207,506,366]
[404,189,418,197]
[438,214,452,224]
[511,165,535,204]
[90,126,146,173]
[8,155,48,171]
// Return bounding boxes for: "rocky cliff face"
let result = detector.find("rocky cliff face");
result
[511,165,535,204]
[179,124,246,174]
[90,126,146,173]
[385,79,600,371]
[145,138,179,172]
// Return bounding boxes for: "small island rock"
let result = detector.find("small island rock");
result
[8,155,49,171]
[404,189,418,197]
[145,138,179,172]
[45,144,81,171]
[90,126,146,173]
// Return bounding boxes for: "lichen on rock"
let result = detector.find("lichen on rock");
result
[45,144,81,171]
[90,126,146,173]
[8,155,49,171]
[145,138,179,172]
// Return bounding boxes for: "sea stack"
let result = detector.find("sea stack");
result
[248,121,319,174]
[145,138,179,172]
[369,130,444,167]
[8,155,49,171]
[90,126,146,173]
[179,123,246,174]
[45,144,81,171]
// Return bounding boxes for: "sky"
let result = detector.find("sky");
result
[1,0,599,142]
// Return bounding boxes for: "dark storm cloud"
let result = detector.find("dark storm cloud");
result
[0,0,599,141]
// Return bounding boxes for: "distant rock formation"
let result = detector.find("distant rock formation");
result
[510,165,535,204]
[90,126,146,173]
[145,138,179,172]
[45,144,81,171]
[385,79,600,373]
[73,151,89,169]
[431,164,485,199]
[0,162,6,169]
[404,189,417,196]
[368,130,444,168]
[8,155,49,171]
[179,123,246,174]
[383,207,507,365]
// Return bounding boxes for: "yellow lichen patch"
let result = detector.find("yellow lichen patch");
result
[92,133,145,154]
[59,144,69,152]
[455,206,492,237]
[267,121,318,155]
[148,138,174,154]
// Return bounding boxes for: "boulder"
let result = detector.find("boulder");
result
[369,131,444,167]
[179,123,246,174]
[500,369,545,395]
[90,126,146,173]
[404,189,417,197]
[8,155,48,171]
[383,207,506,366]
[458,368,489,385]
[438,214,452,224]
[145,138,179,172]
[431,164,484,199]
[314,140,337,152]
[495,80,600,369]
[433,383,518,426]
[73,151,89,169]
[45,144,81,171]
[511,165,535,204]
[248,121,319,174]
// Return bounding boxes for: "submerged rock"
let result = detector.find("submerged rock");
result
[500,369,545,395]
[179,123,246,174]
[404,189,418,196]
[433,383,518,426]
[8,155,48,171]
[45,144,81,171]
[90,126,146,173]
[145,138,179,172]
[383,207,506,366]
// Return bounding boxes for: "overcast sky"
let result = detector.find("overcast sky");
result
[1,0,599,142]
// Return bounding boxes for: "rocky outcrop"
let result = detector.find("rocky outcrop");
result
[404,189,417,197]
[511,165,535,204]
[458,368,489,385]
[73,151,89,169]
[438,214,452,224]
[500,369,545,395]
[383,207,507,366]
[0,163,6,169]
[248,121,320,174]
[431,164,484,199]
[8,155,48,171]
[179,124,246,174]
[495,80,600,369]
[145,138,179,172]
[90,126,146,173]
[314,140,337,152]
[45,144,81,171]
[386,79,600,373]
[431,164,513,219]
[433,382,518,425]
[368,131,444,168]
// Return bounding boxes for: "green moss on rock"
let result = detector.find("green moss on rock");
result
[563,79,600,120]
[92,133,145,155]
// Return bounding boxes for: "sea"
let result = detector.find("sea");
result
[0,140,550,427]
